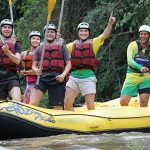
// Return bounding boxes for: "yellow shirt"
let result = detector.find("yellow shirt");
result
[67,35,104,78]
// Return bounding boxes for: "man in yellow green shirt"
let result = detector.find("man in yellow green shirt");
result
[64,12,116,111]
[120,25,150,107]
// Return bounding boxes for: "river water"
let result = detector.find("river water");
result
[0,132,150,150]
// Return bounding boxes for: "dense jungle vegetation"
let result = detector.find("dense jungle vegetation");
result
[0,0,150,107]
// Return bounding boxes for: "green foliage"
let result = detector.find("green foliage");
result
[19,75,26,95]
[0,1,10,20]
[39,92,51,108]
[14,0,47,51]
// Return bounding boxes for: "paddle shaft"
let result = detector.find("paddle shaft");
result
[36,0,56,85]
[8,0,15,35]
[57,0,65,32]
[10,6,15,35]
[0,34,4,44]
[36,21,49,85]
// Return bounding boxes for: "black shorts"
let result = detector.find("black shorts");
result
[35,75,65,106]
[138,88,150,94]
[0,74,20,99]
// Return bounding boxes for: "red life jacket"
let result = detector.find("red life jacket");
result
[23,50,34,70]
[0,38,18,71]
[71,39,98,71]
[38,41,65,72]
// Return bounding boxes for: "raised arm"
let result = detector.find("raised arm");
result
[101,11,116,40]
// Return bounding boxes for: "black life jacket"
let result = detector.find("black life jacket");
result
[134,40,150,68]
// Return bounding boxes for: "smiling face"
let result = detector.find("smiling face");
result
[78,28,90,41]
[139,31,150,44]
[46,29,56,43]
[30,36,41,48]
[1,25,12,38]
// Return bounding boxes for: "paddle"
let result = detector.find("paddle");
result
[8,0,15,35]
[36,0,56,85]
[57,0,65,33]
[0,34,4,45]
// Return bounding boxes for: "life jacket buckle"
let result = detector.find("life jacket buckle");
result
[0,69,8,74]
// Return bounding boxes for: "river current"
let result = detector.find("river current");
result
[0,132,150,150]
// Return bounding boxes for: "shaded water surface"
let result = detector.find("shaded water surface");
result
[0,132,150,150]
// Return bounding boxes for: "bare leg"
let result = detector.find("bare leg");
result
[139,93,149,107]
[53,106,63,110]
[64,86,79,111]
[29,88,44,106]
[84,94,95,110]
[120,95,132,106]
[10,86,21,101]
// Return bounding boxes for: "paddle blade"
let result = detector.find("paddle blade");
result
[47,0,56,21]
[8,0,12,5]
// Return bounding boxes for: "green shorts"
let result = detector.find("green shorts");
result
[121,73,150,96]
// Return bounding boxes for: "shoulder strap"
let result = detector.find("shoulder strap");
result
[136,40,150,55]
[26,50,31,55]
[73,39,79,44]
[136,40,142,51]
[147,43,150,55]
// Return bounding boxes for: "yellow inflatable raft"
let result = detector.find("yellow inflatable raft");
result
[0,97,150,140]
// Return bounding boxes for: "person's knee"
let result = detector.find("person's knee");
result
[54,106,63,110]
[11,93,21,101]
[12,96,21,101]
[120,97,130,106]
[29,100,39,106]
[120,99,126,106]
[140,100,148,107]
[29,96,39,106]
[139,94,149,107]
[64,95,75,111]
[64,97,72,107]
[86,99,95,110]
[86,99,94,105]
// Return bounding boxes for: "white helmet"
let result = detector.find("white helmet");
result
[139,25,150,33]
[44,24,57,32]
[77,22,90,31]
[0,19,13,27]
[29,31,41,38]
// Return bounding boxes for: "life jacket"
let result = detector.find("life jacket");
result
[38,41,65,72]
[134,40,150,68]
[0,38,19,71]
[71,39,98,71]
[23,50,34,70]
